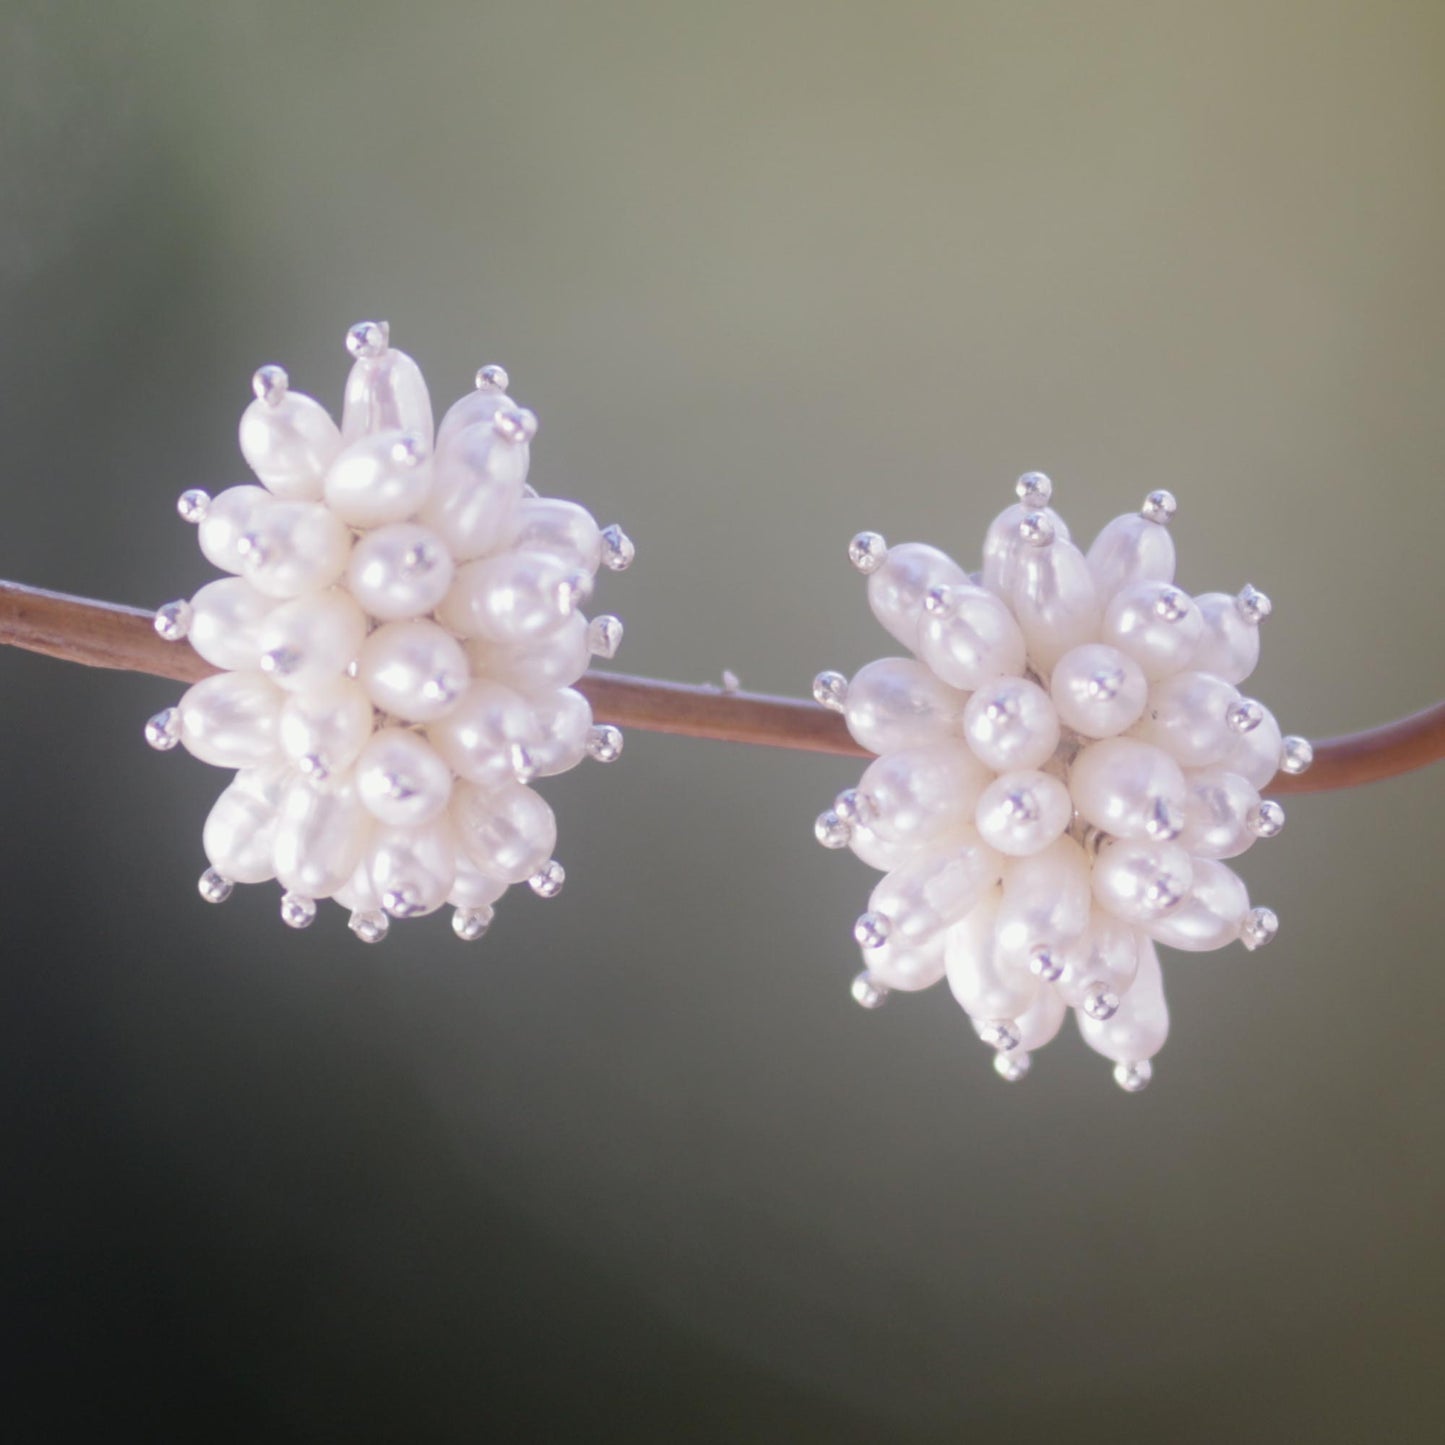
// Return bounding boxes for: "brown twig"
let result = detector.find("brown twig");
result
[2,579,1442,794]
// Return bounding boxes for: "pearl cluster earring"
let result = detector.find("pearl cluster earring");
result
[814,473,1310,1091]
[147,322,633,942]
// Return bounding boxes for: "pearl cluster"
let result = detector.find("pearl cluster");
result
[815,473,1309,1091]
[148,322,632,943]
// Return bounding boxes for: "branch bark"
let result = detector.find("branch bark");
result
[3,579,1442,795]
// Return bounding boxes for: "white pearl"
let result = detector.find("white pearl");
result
[1179,769,1260,859]
[256,590,367,692]
[946,891,1039,1022]
[345,523,454,621]
[273,775,372,899]
[868,833,1004,951]
[358,620,469,722]
[1009,535,1100,675]
[420,424,527,561]
[994,835,1093,966]
[448,849,509,910]
[238,390,340,501]
[366,820,456,918]
[863,929,948,992]
[355,727,455,827]
[1068,737,1187,839]
[980,503,1070,596]
[962,675,1060,773]
[506,498,603,575]
[843,657,966,754]
[1050,643,1148,737]
[1016,980,1068,1052]
[438,551,583,643]
[858,742,993,844]
[1101,581,1202,680]
[1091,837,1193,924]
[434,386,515,459]
[452,779,557,884]
[237,501,352,598]
[187,578,277,672]
[324,432,433,528]
[1143,857,1249,952]
[278,676,373,779]
[847,819,972,873]
[198,485,273,574]
[341,346,434,444]
[178,671,283,768]
[1078,936,1169,1065]
[1085,511,1175,601]
[202,764,289,883]
[1056,912,1141,1007]
[465,612,591,696]
[916,585,1028,690]
[526,687,594,777]
[1224,705,1283,789]
[426,678,536,787]
[1191,592,1261,684]
[334,855,384,914]
[866,542,968,653]
[975,770,1072,856]
[1132,670,1241,769]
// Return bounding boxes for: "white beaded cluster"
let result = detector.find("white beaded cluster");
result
[816,472,1309,1091]
[148,322,632,942]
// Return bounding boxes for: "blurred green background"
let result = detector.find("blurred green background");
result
[2,1,1443,1439]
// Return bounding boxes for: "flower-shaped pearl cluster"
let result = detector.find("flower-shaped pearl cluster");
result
[815,472,1309,1091]
[147,322,632,943]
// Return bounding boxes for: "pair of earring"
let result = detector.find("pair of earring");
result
[144,322,1306,1092]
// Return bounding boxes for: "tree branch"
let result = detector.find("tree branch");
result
[2,579,1442,795]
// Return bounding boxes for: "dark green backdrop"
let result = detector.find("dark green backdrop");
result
[2,2,1443,1439]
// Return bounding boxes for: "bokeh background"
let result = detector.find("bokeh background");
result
[2,2,1443,1439]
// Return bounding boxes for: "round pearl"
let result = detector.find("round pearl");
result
[452,779,557,885]
[198,485,273,574]
[278,675,374,779]
[1056,912,1141,1007]
[993,835,1093,965]
[843,657,966,755]
[946,891,1039,1021]
[1078,937,1169,1065]
[916,585,1028,691]
[420,425,527,561]
[506,498,603,575]
[188,577,277,672]
[1050,642,1148,737]
[466,612,591,696]
[358,620,469,723]
[178,671,283,768]
[868,834,1003,950]
[1068,737,1187,839]
[527,687,594,778]
[439,552,582,644]
[1008,535,1100,675]
[366,820,456,918]
[962,676,1060,773]
[1225,705,1283,789]
[1191,592,1261,684]
[341,346,434,444]
[974,770,1072,857]
[427,679,536,787]
[256,590,367,692]
[237,501,351,598]
[1091,838,1193,924]
[355,727,455,827]
[1179,769,1260,859]
[238,390,340,501]
[324,431,433,528]
[1085,511,1176,601]
[202,764,288,884]
[347,523,455,621]
[1133,670,1241,769]
[859,742,993,844]
[981,503,1070,597]
[1143,857,1249,952]
[273,775,372,899]
[1101,581,1203,680]
[866,542,968,653]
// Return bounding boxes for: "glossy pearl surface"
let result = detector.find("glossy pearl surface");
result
[238,501,352,598]
[256,590,367,693]
[867,542,968,653]
[324,432,433,528]
[239,389,340,501]
[347,523,455,621]
[453,780,557,884]
[188,578,277,672]
[974,770,1072,857]
[358,620,469,723]
[962,676,1059,773]
[178,671,283,768]
[355,728,455,827]
[1050,642,1148,737]
[844,657,965,755]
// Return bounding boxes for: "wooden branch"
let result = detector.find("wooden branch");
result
[2,579,1443,795]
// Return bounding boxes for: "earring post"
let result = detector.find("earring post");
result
[1,578,1441,794]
